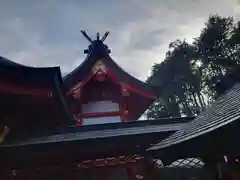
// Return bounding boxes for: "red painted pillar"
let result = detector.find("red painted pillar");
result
[144,158,157,180]
[126,166,137,180]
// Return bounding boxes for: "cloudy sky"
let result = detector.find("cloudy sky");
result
[0,0,240,81]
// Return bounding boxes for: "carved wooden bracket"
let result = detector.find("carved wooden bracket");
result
[121,83,130,96]
[92,60,108,74]
[92,60,108,82]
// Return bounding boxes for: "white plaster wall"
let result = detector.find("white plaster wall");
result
[81,101,121,125]
[82,101,119,113]
[83,116,121,125]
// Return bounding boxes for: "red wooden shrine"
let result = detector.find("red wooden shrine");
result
[64,32,157,127]
[0,31,192,180]
[67,57,155,126]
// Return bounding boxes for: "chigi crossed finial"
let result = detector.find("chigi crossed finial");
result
[80,30,110,43]
[81,30,111,54]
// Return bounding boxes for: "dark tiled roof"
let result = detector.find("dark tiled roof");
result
[63,40,159,95]
[57,116,195,134]
[0,56,25,67]
[0,56,63,87]
[0,118,193,148]
[148,83,240,151]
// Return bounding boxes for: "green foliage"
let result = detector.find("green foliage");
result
[147,14,240,119]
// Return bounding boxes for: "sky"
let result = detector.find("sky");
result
[0,0,240,81]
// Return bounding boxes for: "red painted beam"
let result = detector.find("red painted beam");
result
[67,70,156,99]
[76,155,141,169]
[0,83,52,97]
[67,72,94,98]
[107,71,156,99]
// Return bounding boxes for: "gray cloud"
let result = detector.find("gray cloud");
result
[0,0,239,80]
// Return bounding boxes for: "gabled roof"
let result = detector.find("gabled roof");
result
[63,37,158,97]
[0,56,25,67]
[148,83,240,151]
[0,56,71,128]
[0,56,62,87]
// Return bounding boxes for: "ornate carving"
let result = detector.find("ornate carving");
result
[92,60,108,82]
[92,60,107,74]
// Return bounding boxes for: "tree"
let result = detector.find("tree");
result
[193,15,239,97]
[146,14,240,119]
[147,40,205,119]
